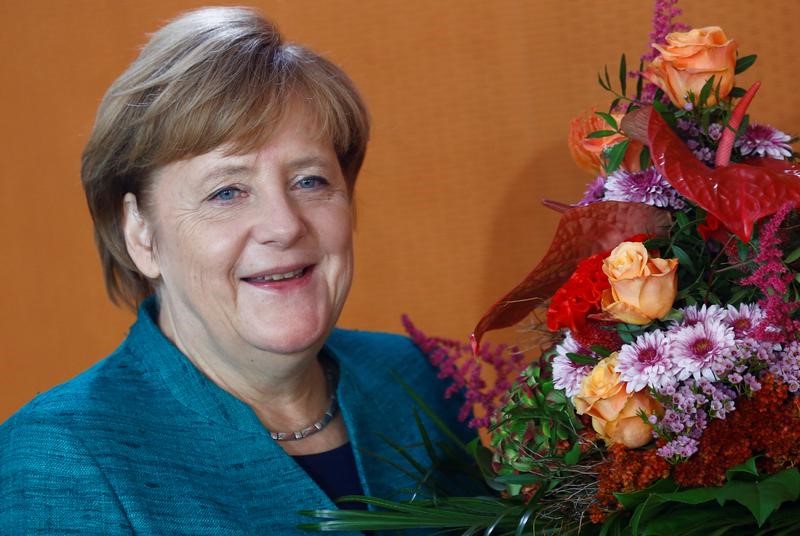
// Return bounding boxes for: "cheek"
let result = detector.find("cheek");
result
[155,218,244,289]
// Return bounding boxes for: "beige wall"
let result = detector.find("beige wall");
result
[2,0,798,421]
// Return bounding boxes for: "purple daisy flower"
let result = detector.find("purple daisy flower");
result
[577,175,606,206]
[616,330,674,392]
[603,167,685,209]
[670,319,736,381]
[736,124,793,160]
[723,303,764,338]
[552,331,593,397]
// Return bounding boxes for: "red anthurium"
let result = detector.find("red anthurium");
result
[471,201,671,350]
[647,94,800,243]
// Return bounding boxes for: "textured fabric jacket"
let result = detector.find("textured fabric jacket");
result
[0,299,466,534]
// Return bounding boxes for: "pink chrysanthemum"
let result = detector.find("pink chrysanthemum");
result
[723,303,765,338]
[552,331,593,397]
[603,167,685,209]
[671,319,736,381]
[736,124,793,160]
[677,304,725,329]
[616,330,674,392]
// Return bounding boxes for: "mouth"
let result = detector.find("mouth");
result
[242,265,313,284]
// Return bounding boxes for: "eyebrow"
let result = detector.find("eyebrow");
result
[285,155,334,170]
[199,164,253,184]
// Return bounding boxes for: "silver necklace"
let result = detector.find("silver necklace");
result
[269,358,338,442]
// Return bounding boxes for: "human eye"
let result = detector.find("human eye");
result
[293,175,329,190]
[209,185,247,202]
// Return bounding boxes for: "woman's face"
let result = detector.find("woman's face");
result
[132,113,353,361]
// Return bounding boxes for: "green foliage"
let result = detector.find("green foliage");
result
[604,462,800,535]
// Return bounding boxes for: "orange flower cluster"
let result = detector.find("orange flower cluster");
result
[590,443,670,523]
[673,375,800,487]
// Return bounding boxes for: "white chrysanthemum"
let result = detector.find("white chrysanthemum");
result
[671,319,736,381]
[616,330,674,392]
[723,303,765,338]
[552,331,593,397]
[676,304,725,329]
[736,124,793,160]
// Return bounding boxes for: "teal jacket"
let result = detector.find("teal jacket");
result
[0,299,467,534]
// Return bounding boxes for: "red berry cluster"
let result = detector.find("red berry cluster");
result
[590,443,670,523]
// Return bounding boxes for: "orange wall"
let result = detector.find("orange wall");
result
[2,1,799,421]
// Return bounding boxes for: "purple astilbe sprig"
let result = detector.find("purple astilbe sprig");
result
[638,0,689,103]
[603,167,686,209]
[402,315,526,428]
[736,124,794,160]
[739,204,800,343]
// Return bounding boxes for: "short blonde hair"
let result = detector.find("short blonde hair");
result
[81,7,370,309]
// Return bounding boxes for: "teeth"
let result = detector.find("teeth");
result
[250,268,304,282]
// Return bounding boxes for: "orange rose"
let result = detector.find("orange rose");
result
[573,354,661,448]
[600,241,678,325]
[568,110,643,175]
[644,26,737,108]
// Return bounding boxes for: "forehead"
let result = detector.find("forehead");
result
[154,116,338,186]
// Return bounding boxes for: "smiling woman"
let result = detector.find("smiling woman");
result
[0,7,467,534]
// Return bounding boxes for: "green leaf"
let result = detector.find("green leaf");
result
[722,469,800,526]
[392,374,471,455]
[590,344,613,357]
[636,59,644,100]
[639,145,651,170]
[566,352,597,365]
[563,442,582,465]
[619,53,627,96]
[726,457,759,480]
[735,54,758,74]
[610,96,622,113]
[604,64,612,91]
[698,75,715,107]
[675,211,690,230]
[598,73,610,90]
[595,111,619,130]
[729,86,747,98]
[605,139,630,173]
[587,129,619,139]
[670,244,696,273]
[469,439,506,492]
[615,478,679,510]
[784,245,800,264]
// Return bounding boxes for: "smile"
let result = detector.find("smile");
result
[242,266,311,283]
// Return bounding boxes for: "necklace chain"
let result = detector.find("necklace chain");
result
[269,358,338,442]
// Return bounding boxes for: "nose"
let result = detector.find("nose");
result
[250,190,307,248]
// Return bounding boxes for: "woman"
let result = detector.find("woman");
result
[0,7,465,534]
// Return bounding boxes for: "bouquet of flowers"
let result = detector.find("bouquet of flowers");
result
[307,2,800,534]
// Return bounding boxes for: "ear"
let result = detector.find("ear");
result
[122,193,160,279]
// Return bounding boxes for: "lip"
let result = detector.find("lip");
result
[240,264,315,289]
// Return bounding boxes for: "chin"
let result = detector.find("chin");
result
[242,316,334,356]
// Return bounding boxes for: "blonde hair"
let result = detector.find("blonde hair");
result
[81,7,370,309]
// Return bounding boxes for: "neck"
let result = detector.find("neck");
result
[156,296,332,433]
